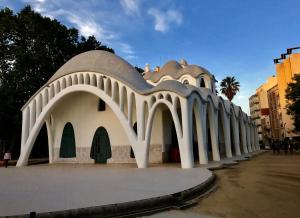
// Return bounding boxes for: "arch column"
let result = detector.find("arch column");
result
[240,119,248,154]
[194,99,208,164]
[133,97,148,168]
[29,102,36,130]
[21,108,30,153]
[232,115,241,156]
[222,113,233,158]
[45,118,54,164]
[255,127,260,150]
[178,98,194,168]
[251,125,256,151]
[208,104,220,161]
[246,122,252,153]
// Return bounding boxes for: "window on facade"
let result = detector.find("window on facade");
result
[200,78,206,88]
[98,99,106,111]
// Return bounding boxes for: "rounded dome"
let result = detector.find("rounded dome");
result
[144,60,213,83]
[160,60,183,75]
[180,65,211,77]
[47,50,150,90]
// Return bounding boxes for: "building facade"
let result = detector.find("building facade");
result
[17,51,259,168]
[249,76,277,147]
[274,48,300,139]
[249,94,261,138]
[267,85,282,140]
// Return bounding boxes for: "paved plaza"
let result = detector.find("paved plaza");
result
[0,151,262,217]
[0,163,213,216]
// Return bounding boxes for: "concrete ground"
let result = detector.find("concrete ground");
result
[0,163,213,216]
[152,151,300,218]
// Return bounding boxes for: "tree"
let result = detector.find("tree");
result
[220,76,240,101]
[0,6,114,157]
[286,74,300,133]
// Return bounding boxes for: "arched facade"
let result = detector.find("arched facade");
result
[17,50,259,168]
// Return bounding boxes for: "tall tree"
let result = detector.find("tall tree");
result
[286,74,300,133]
[220,76,240,101]
[0,6,114,157]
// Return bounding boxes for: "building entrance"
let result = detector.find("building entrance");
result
[90,127,112,163]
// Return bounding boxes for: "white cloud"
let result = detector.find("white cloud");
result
[119,43,134,55]
[120,0,140,15]
[66,13,116,41]
[19,0,140,60]
[148,8,183,33]
[126,55,137,59]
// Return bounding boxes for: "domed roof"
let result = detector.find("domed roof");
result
[47,50,151,91]
[160,60,183,74]
[180,65,211,77]
[144,60,213,83]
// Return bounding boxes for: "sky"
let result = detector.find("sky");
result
[1,0,300,113]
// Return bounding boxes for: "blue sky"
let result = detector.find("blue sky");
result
[1,0,300,113]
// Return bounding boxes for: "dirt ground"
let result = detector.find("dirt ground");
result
[189,151,300,218]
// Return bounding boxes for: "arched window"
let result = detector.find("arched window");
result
[60,122,76,158]
[90,127,112,163]
[183,80,189,85]
[200,78,206,88]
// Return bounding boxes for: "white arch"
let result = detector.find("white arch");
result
[230,108,241,156]
[206,97,221,161]
[218,101,232,158]
[239,113,248,154]
[17,85,141,167]
[145,100,187,167]
[191,96,208,164]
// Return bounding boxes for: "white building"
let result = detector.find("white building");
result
[17,50,259,168]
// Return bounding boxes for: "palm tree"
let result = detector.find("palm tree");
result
[220,76,240,101]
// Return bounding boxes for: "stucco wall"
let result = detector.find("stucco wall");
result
[50,91,165,164]
[51,92,130,162]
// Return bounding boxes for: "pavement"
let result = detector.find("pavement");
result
[0,150,263,217]
[0,164,213,216]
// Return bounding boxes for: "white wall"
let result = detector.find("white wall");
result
[51,92,130,162]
